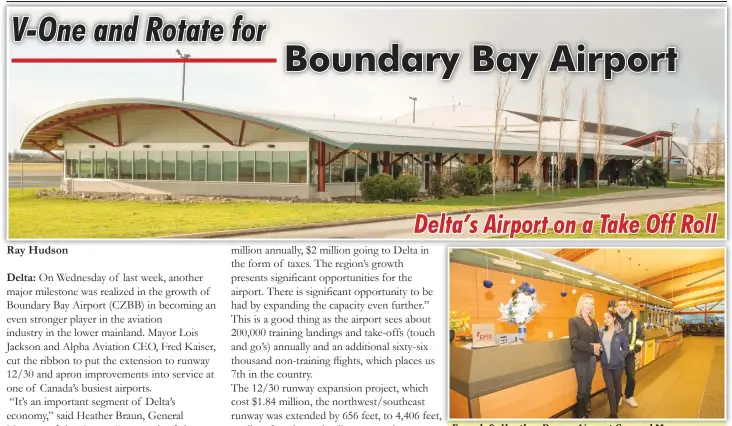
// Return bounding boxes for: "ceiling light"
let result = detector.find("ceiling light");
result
[580,279,594,287]
[551,260,592,275]
[543,270,564,279]
[492,258,522,271]
[507,248,544,259]
[595,275,620,285]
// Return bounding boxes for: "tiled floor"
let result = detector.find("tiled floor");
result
[561,336,725,419]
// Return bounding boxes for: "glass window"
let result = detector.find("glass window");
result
[289,152,307,184]
[106,151,119,179]
[191,151,207,181]
[412,154,423,178]
[330,152,343,183]
[272,151,288,183]
[344,153,358,183]
[119,152,133,179]
[207,151,222,181]
[65,150,79,178]
[356,152,369,182]
[238,151,254,182]
[79,151,93,178]
[162,152,176,180]
[223,151,238,182]
[133,151,147,179]
[176,151,190,181]
[147,151,162,180]
[92,151,106,178]
[255,151,271,182]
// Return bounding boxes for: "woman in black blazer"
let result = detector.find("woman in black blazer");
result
[569,294,601,418]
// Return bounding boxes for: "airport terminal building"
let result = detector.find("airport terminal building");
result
[21,99,669,199]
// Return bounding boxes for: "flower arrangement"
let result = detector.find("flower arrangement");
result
[498,282,544,325]
[449,310,471,333]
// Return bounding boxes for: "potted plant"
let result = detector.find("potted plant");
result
[449,310,471,343]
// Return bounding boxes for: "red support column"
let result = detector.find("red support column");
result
[435,153,443,175]
[383,151,391,174]
[317,140,326,193]
[513,155,520,183]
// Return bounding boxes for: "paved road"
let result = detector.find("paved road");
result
[222,189,724,239]
[8,174,61,188]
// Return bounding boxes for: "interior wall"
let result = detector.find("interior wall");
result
[449,262,641,341]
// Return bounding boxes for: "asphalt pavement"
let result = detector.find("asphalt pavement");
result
[218,188,724,239]
[9,174,61,188]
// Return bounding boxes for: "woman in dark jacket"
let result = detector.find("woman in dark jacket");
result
[599,311,630,418]
[568,294,601,418]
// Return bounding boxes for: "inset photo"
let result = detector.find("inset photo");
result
[448,247,724,420]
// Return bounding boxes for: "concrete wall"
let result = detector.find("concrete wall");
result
[669,164,687,181]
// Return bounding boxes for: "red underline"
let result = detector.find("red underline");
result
[11,58,277,63]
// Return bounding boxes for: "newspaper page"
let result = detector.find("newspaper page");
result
[2,3,727,426]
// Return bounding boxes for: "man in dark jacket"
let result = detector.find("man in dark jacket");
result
[615,299,644,408]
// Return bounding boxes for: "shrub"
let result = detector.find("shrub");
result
[634,157,667,186]
[475,164,493,194]
[452,167,482,196]
[428,174,449,199]
[518,172,534,189]
[360,174,394,202]
[392,174,421,201]
[582,180,596,188]
[476,163,493,187]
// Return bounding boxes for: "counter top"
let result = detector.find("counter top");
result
[450,338,575,399]
[644,327,683,340]
[450,327,683,399]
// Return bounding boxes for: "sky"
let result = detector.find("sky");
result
[7,6,727,150]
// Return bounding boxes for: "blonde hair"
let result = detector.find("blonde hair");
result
[575,293,595,318]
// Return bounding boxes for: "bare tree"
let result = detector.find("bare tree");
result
[594,82,610,190]
[691,108,700,183]
[701,143,714,176]
[534,63,549,196]
[491,73,512,200]
[575,88,588,190]
[712,115,724,181]
[555,76,571,194]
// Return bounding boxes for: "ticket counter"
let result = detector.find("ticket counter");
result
[449,327,683,419]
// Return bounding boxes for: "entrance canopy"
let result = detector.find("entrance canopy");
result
[22,98,647,159]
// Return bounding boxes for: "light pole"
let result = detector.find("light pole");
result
[409,97,418,123]
[176,49,191,101]
[669,122,678,181]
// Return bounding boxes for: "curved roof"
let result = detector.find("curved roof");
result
[391,104,537,128]
[21,98,647,159]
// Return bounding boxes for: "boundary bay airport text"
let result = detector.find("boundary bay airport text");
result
[10,15,677,81]
[286,43,679,80]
